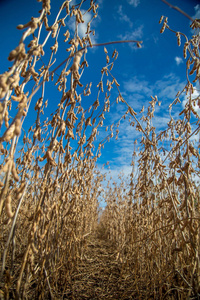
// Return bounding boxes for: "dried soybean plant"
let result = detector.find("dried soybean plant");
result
[0,0,199,298]
[0,0,142,298]
[99,17,200,299]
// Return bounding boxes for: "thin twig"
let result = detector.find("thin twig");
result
[0,182,28,278]
[50,39,142,75]
[161,0,194,22]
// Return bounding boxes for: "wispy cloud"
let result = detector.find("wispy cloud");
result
[123,25,143,40]
[155,73,185,100]
[117,5,133,28]
[193,4,200,19]
[124,73,185,101]
[127,0,140,7]
[106,165,133,182]
[124,76,152,96]
[123,73,186,116]
[118,25,143,49]
[98,72,197,186]
[175,56,183,66]
[97,0,104,5]
[67,9,98,44]
[182,86,200,116]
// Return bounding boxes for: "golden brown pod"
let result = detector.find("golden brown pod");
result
[5,194,14,218]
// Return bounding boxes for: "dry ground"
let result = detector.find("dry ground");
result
[65,232,137,300]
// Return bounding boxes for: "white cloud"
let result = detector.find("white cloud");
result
[97,71,200,194]
[124,76,152,96]
[123,74,186,107]
[106,165,133,181]
[117,5,133,28]
[98,73,199,190]
[193,4,200,19]
[67,10,98,44]
[79,12,92,37]
[127,0,140,7]
[69,0,76,6]
[118,25,143,41]
[155,73,185,100]
[130,25,143,39]
[182,87,200,116]
[123,73,188,118]
[151,115,170,129]
[175,56,183,66]
[118,25,143,49]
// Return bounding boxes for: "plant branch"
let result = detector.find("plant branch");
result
[161,0,194,22]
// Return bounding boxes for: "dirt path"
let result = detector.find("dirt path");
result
[65,233,135,300]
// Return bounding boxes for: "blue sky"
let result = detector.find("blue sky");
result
[0,0,199,182]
